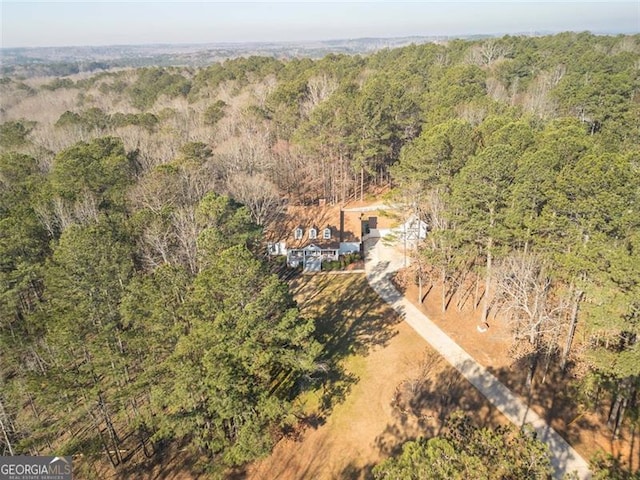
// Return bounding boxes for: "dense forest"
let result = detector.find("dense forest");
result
[1,32,639,477]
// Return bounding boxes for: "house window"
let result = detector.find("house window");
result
[294,228,303,240]
[323,227,331,240]
[309,228,317,240]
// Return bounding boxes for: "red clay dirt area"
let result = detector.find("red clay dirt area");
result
[395,268,639,474]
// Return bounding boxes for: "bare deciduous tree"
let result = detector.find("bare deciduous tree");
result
[172,206,199,274]
[485,77,509,103]
[226,173,284,227]
[218,119,273,177]
[38,193,101,234]
[301,74,338,117]
[523,66,564,119]
[495,251,568,387]
[139,216,175,270]
[251,75,278,109]
[467,40,512,66]
[0,395,16,456]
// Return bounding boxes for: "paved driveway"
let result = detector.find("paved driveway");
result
[364,237,592,479]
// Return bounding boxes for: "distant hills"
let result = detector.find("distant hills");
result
[0,34,508,76]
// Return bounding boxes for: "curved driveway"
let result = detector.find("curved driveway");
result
[364,236,592,479]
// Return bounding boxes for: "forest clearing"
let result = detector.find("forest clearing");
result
[245,273,506,480]
[1,31,638,478]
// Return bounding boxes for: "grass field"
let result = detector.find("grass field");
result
[244,273,505,480]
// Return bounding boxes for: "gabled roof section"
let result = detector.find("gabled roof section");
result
[264,203,361,249]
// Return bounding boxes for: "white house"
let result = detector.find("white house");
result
[272,225,361,271]
[267,211,363,271]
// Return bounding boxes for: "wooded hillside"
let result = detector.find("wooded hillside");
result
[1,32,639,476]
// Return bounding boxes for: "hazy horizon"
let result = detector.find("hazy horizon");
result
[1,1,639,49]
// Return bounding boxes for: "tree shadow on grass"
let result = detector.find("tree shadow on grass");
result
[338,460,376,480]
[373,356,502,460]
[299,273,402,420]
[316,363,359,414]
[486,353,598,449]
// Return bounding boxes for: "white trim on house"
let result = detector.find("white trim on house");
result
[323,227,331,239]
[287,243,339,271]
[309,227,317,239]
[294,227,303,240]
[267,241,287,256]
[285,241,362,271]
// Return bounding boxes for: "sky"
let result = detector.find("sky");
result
[1,1,638,49]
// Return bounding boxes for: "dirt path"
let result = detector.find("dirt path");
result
[364,236,592,479]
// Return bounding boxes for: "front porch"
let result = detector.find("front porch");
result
[287,244,339,272]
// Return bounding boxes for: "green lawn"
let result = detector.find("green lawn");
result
[290,274,401,418]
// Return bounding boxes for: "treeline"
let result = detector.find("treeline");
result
[0,31,639,473]
[384,38,640,454]
[0,60,110,79]
[395,113,639,437]
[3,33,638,209]
[0,137,320,475]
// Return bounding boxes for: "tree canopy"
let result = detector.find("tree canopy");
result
[1,31,638,475]
[373,413,553,480]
